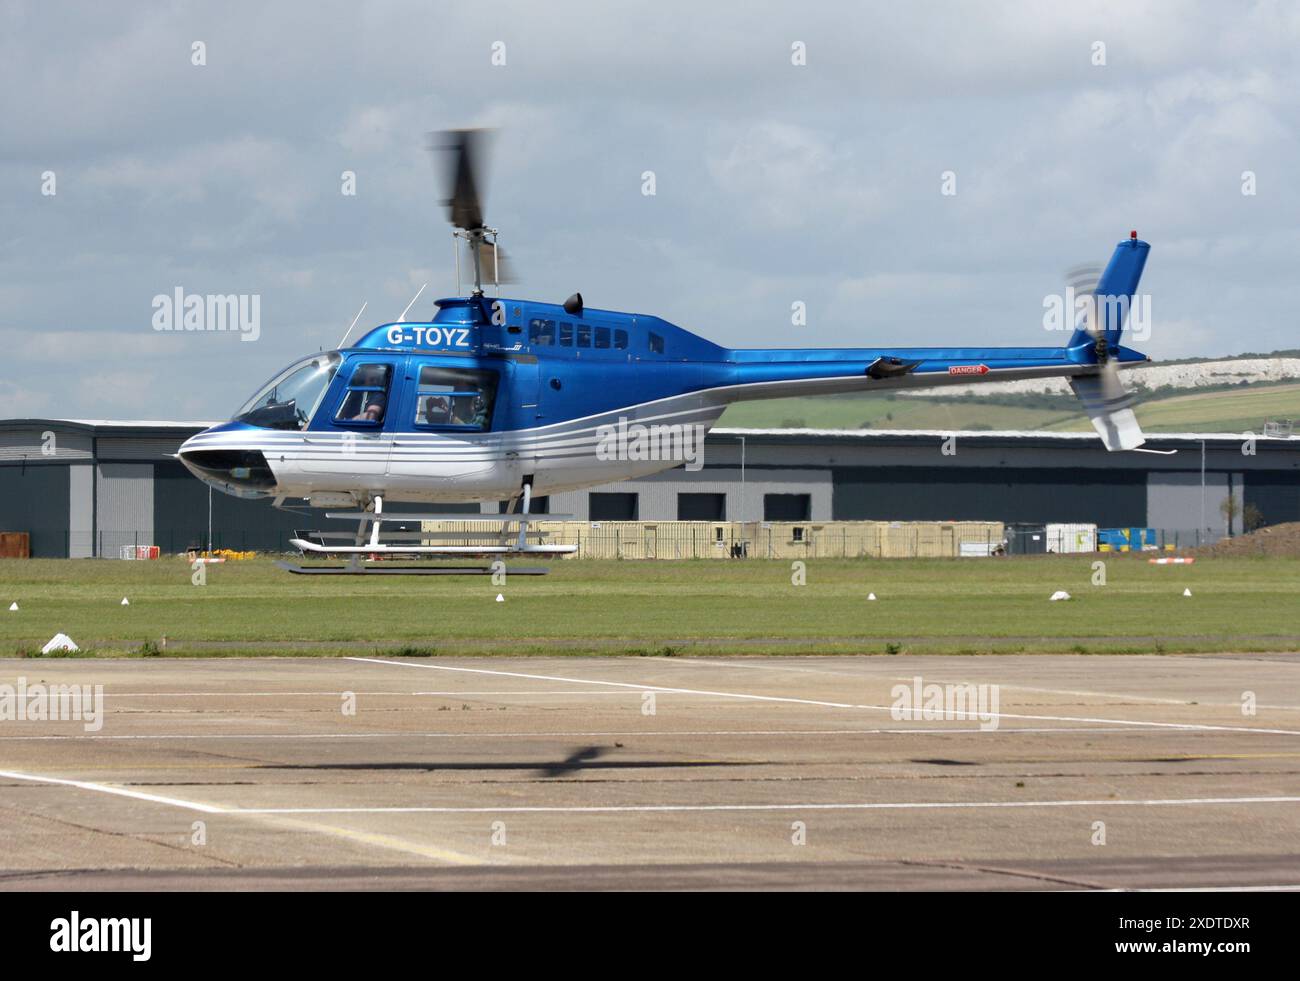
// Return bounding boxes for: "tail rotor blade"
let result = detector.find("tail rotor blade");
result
[1070,359,1145,450]
[1064,263,1103,341]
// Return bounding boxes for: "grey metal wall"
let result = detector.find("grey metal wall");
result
[1244,470,1300,527]
[547,465,834,521]
[831,466,1149,525]
[0,463,70,557]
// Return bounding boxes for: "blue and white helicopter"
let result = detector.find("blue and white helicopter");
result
[179,130,1151,573]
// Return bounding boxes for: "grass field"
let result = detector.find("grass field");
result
[717,382,1300,433]
[1,556,1297,657]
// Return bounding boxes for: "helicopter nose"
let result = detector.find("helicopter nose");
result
[178,436,278,495]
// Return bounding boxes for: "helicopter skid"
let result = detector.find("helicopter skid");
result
[289,538,576,555]
[275,561,551,576]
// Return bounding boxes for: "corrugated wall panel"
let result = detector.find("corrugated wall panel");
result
[0,463,71,556]
[96,436,187,460]
[68,464,94,558]
[1244,470,1300,527]
[95,463,154,555]
[0,427,93,461]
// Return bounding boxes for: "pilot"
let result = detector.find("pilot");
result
[468,394,490,429]
[353,391,386,423]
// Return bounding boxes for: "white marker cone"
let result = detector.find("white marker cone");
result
[1049,590,1071,601]
[495,594,504,602]
[121,597,130,606]
[867,592,877,601]
[42,633,78,654]
[1183,588,1192,597]
[7,602,16,612]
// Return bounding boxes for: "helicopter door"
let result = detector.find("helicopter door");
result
[387,358,515,487]
[506,356,541,473]
[300,356,399,476]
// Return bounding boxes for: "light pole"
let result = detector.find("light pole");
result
[737,435,746,521]
[1200,439,1206,543]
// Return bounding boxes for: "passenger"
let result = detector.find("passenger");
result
[450,396,476,426]
[423,395,450,424]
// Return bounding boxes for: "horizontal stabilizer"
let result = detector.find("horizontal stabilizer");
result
[1069,372,1145,451]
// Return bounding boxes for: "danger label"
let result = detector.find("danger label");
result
[948,364,990,376]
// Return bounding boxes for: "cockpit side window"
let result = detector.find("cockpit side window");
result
[233,352,341,431]
[413,365,499,431]
[648,331,665,354]
[334,363,393,426]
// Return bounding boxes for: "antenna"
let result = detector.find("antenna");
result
[337,301,368,348]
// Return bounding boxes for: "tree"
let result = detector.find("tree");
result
[1220,491,1241,536]
[1243,502,1266,532]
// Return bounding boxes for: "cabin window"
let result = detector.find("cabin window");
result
[233,352,341,430]
[528,318,554,345]
[595,326,611,349]
[559,322,573,346]
[413,365,499,431]
[614,329,629,350]
[334,363,392,425]
[648,332,664,354]
[576,323,591,348]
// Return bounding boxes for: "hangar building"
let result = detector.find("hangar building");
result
[1,418,1296,557]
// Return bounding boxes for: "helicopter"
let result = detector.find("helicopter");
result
[178,130,1151,574]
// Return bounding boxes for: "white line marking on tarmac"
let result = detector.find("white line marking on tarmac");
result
[0,725,1156,742]
[0,768,480,865]
[97,691,639,697]
[0,768,223,813]
[1124,885,1300,893]
[345,657,1300,737]
[232,796,1300,816]
[3,767,1296,819]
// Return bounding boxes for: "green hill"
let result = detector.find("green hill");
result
[718,382,1300,434]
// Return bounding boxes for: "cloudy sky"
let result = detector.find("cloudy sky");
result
[2,0,1297,420]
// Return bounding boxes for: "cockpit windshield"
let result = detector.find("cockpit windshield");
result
[233,352,341,430]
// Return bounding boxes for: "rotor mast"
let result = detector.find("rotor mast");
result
[452,225,501,297]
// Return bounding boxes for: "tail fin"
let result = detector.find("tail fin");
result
[1067,233,1150,451]
[1067,233,1150,353]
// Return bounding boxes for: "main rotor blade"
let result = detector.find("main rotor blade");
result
[430,128,488,231]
